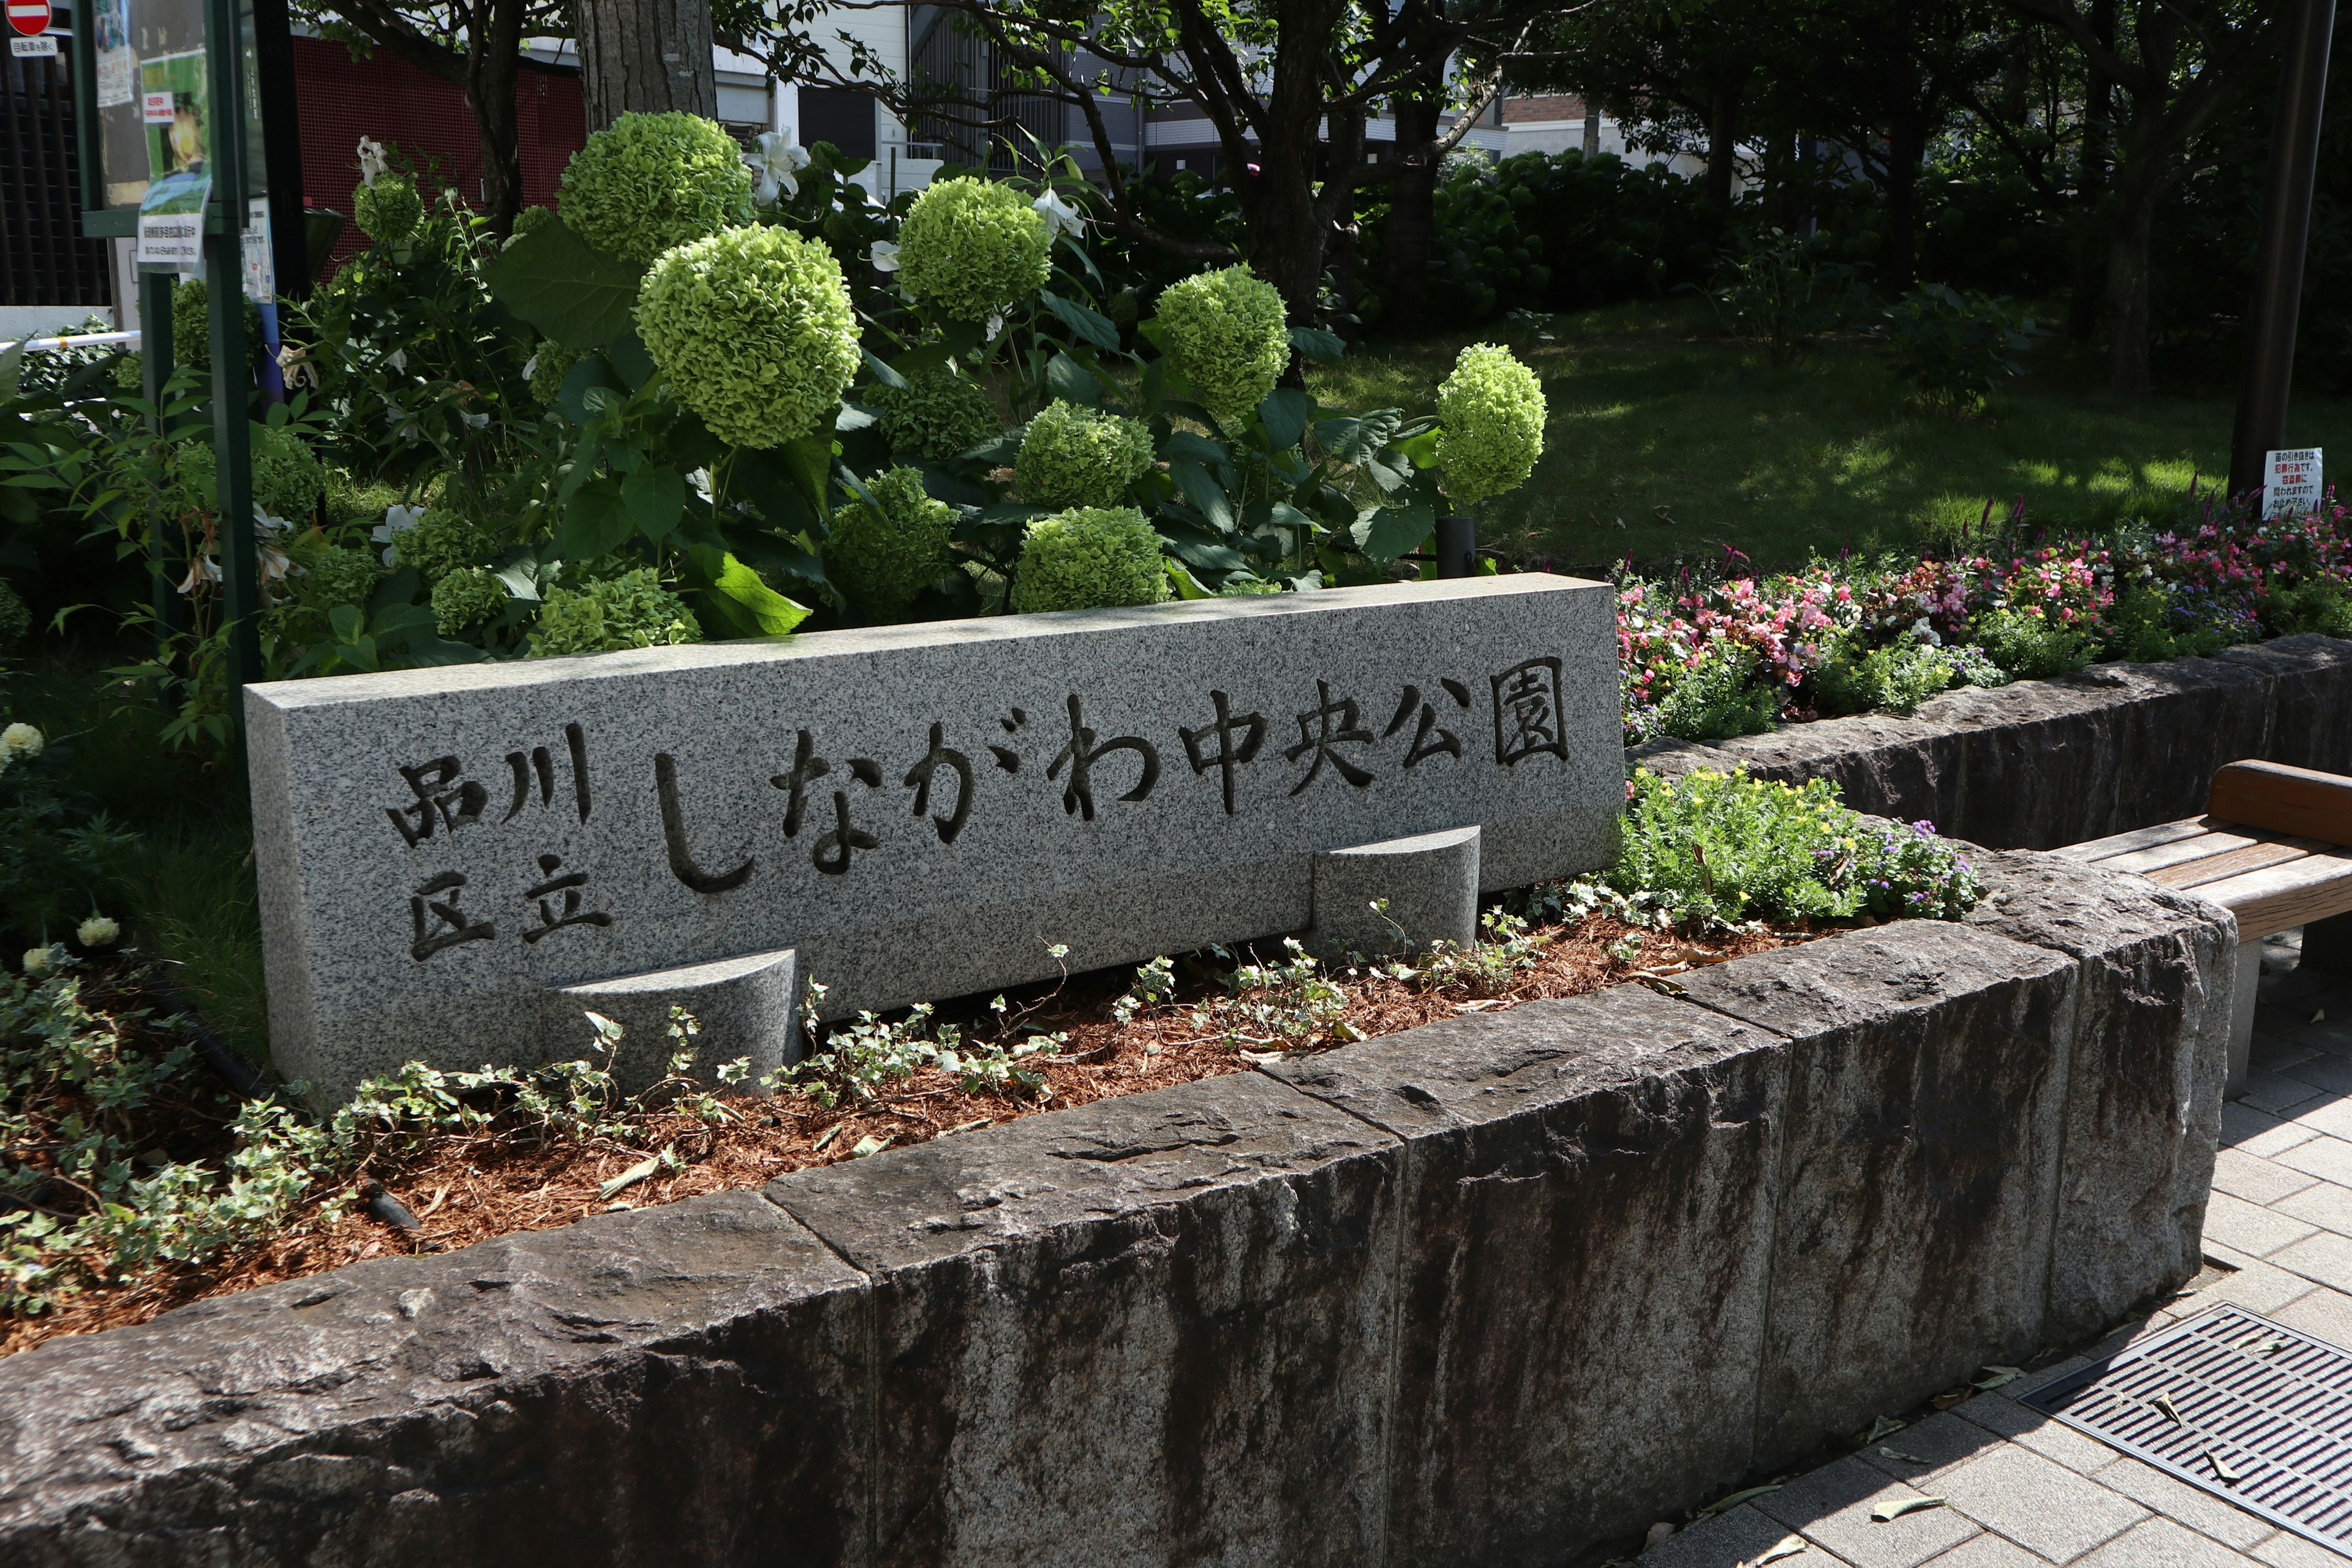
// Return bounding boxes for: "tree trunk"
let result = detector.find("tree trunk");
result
[466,0,527,235]
[1703,84,1740,208]
[2103,160,2161,394]
[1382,89,1443,335]
[1883,119,1926,293]
[2071,0,2116,341]
[576,0,717,131]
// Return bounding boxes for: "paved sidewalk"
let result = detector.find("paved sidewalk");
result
[1650,931,2352,1568]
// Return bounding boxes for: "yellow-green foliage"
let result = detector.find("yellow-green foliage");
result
[528,342,584,407]
[636,224,860,448]
[1016,400,1154,509]
[177,426,328,523]
[527,569,702,657]
[508,204,558,244]
[871,368,1001,462]
[1009,506,1169,613]
[827,467,956,618]
[1154,264,1289,428]
[431,567,509,635]
[894,177,1052,322]
[1434,342,1546,508]
[353,173,423,244]
[557,111,755,266]
[393,508,499,583]
[167,278,262,374]
[292,546,381,613]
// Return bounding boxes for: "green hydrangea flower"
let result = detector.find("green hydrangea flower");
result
[528,341,584,407]
[326,473,403,531]
[636,224,861,449]
[527,568,702,657]
[431,567,509,635]
[870,368,1001,462]
[393,507,499,583]
[1009,506,1169,614]
[0,578,29,649]
[354,173,423,244]
[557,111,755,266]
[894,177,1052,322]
[1154,264,1289,429]
[508,204,558,246]
[293,545,381,612]
[828,466,956,619]
[112,351,142,391]
[177,426,328,523]
[167,278,262,374]
[1434,343,1546,509]
[1016,400,1154,509]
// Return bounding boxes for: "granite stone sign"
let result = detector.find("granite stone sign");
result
[246,576,1623,1102]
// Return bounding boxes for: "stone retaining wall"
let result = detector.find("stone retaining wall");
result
[0,853,2236,1567]
[1637,635,2352,850]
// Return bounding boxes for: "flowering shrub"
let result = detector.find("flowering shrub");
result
[1434,342,1547,510]
[1598,767,1983,930]
[636,223,860,448]
[870,368,1000,462]
[353,173,423,245]
[391,505,498,582]
[1615,494,2352,744]
[0,723,137,948]
[527,569,701,656]
[1016,399,1155,509]
[431,566,509,635]
[893,176,1053,322]
[177,427,327,526]
[557,111,755,266]
[1010,506,1170,613]
[827,466,956,618]
[1155,263,1289,428]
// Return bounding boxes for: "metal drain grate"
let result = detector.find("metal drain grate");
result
[2021,1303,2352,1557]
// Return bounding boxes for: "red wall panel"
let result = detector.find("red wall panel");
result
[291,36,586,277]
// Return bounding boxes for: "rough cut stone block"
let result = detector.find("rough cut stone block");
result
[244,576,1622,1102]
[1672,921,2079,1466]
[0,1193,870,1566]
[1713,709,1970,835]
[1303,824,1480,961]
[551,945,802,1090]
[1961,846,2237,1340]
[2098,657,2277,830]
[766,1070,1400,1568]
[2219,634,2352,776]
[1263,986,1786,1567]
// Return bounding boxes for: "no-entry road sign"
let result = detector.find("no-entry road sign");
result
[7,1,51,38]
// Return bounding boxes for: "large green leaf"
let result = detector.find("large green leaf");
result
[560,478,633,561]
[709,551,809,635]
[1041,290,1121,352]
[1044,352,1102,406]
[1167,459,1236,533]
[481,217,644,351]
[1314,408,1403,465]
[1289,325,1345,364]
[1158,516,1252,573]
[1258,388,1311,451]
[1352,502,1433,563]
[624,464,686,541]
[557,355,627,427]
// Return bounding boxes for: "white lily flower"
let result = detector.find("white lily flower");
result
[386,347,407,373]
[747,129,812,205]
[985,311,1006,342]
[254,505,292,536]
[523,352,540,380]
[1034,188,1087,241]
[461,410,489,429]
[356,136,388,187]
[176,556,222,594]
[687,468,714,500]
[869,240,901,273]
[372,503,425,567]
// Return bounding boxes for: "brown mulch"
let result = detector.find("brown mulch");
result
[1,914,1816,1356]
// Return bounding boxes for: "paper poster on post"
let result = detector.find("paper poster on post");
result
[133,48,209,268]
[2265,448,2323,520]
[241,197,276,304]
[92,0,134,105]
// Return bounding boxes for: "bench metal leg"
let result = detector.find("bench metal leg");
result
[2229,938,2263,1101]
[2305,912,2352,976]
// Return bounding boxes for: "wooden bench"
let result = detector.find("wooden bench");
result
[2057,760,2352,1095]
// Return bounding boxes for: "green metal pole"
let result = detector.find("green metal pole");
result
[205,0,263,710]
[140,270,187,709]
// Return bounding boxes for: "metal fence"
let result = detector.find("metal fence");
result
[2,31,114,309]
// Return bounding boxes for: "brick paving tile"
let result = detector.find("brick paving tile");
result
[1920,1534,2059,1568]
[2236,1075,2328,1117]
[1647,1504,1841,1568]
[1855,1412,2010,1482]
[2263,1283,2352,1347]
[2275,1136,2352,1188]
[2203,1193,2323,1259]
[2277,1096,2352,1145]
[2194,1258,2317,1314]
[2268,1230,2352,1292]
[2248,1530,2348,1568]
[2271,1182,2352,1238]
[1958,1395,2127,1476]
[2246,1038,2320,1078]
[2278,1054,2352,1097]
[1757,1457,1983,1568]
[2073,1518,2262,1568]
[1929,1446,2148,1563]
[2086,1457,2275,1552]
[2212,1150,2323,1206]
[2220,1105,2318,1161]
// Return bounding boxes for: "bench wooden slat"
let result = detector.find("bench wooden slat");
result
[2145,839,2321,891]
[2192,850,2352,938]
[2100,830,2264,877]
[2057,819,2217,864]
[2209,761,2352,850]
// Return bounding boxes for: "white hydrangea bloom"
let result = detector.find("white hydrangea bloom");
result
[747,129,812,206]
[1,722,42,758]
[77,916,119,948]
[21,946,54,974]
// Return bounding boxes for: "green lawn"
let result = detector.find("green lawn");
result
[1310,301,2352,577]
